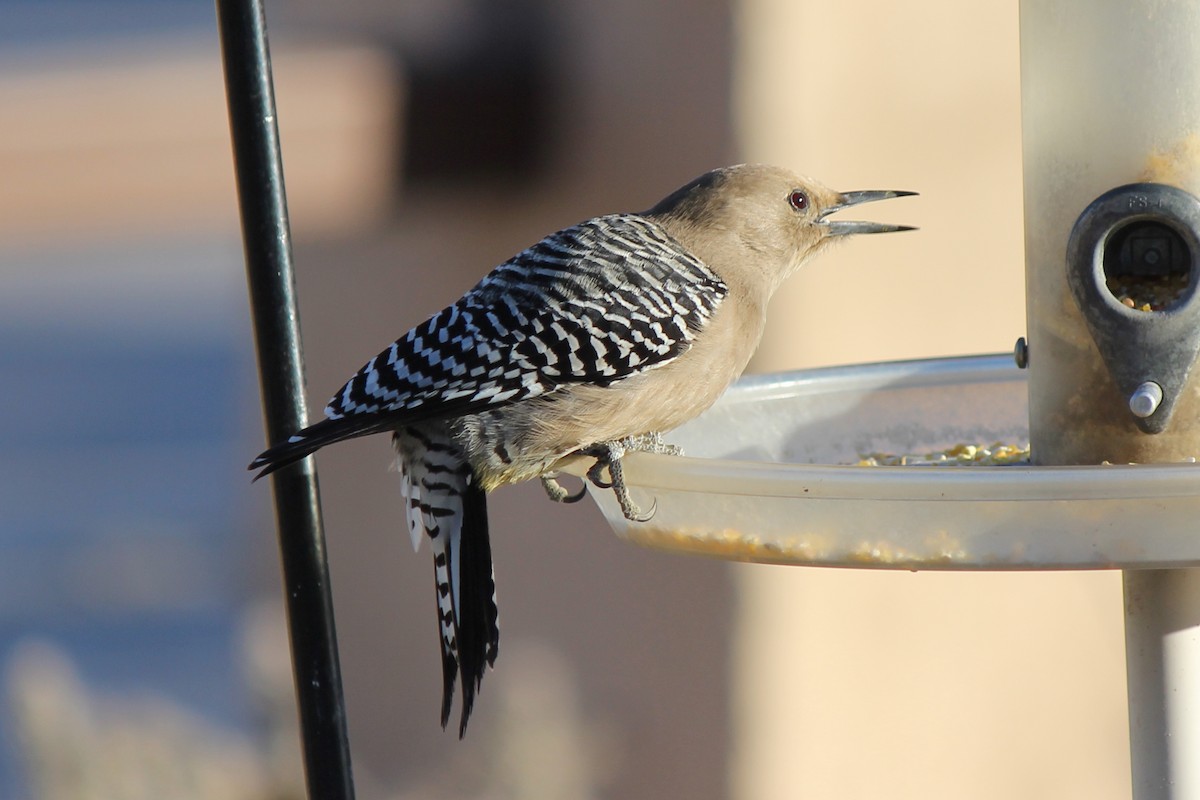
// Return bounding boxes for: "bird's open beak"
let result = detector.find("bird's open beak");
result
[819,190,918,236]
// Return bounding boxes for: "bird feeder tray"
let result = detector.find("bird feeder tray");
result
[571,354,1200,570]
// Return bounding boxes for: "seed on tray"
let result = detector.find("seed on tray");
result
[856,442,1031,467]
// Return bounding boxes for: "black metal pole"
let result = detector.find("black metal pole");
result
[215,2,356,798]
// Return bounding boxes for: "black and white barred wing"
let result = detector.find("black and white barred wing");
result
[249,214,727,477]
[459,213,730,389]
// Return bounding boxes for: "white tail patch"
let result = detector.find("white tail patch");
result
[394,427,465,554]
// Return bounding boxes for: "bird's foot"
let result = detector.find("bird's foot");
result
[540,474,586,504]
[583,441,656,523]
[619,432,683,457]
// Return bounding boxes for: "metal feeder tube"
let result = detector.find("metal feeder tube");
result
[1020,1,1200,796]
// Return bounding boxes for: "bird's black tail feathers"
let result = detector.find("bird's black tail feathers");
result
[255,418,500,737]
[441,476,500,738]
[248,416,394,480]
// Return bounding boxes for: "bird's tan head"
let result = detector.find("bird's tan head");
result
[645,164,916,295]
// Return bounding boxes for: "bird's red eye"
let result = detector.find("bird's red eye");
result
[788,190,809,211]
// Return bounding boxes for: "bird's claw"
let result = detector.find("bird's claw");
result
[583,441,657,522]
[540,474,586,504]
[586,458,613,490]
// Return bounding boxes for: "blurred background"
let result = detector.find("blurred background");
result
[0,0,1131,798]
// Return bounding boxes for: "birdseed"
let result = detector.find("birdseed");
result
[855,442,1031,467]
[1107,273,1190,312]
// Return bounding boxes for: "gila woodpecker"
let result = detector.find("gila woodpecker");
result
[249,164,915,735]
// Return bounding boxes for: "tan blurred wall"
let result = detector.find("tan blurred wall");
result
[733,2,1130,798]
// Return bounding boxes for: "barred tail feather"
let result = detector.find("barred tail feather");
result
[396,426,500,737]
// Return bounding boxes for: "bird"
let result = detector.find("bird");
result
[249,164,915,736]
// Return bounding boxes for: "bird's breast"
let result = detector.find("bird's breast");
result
[453,295,767,491]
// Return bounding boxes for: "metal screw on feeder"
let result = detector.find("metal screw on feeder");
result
[1013,336,1028,369]
[1129,381,1163,419]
